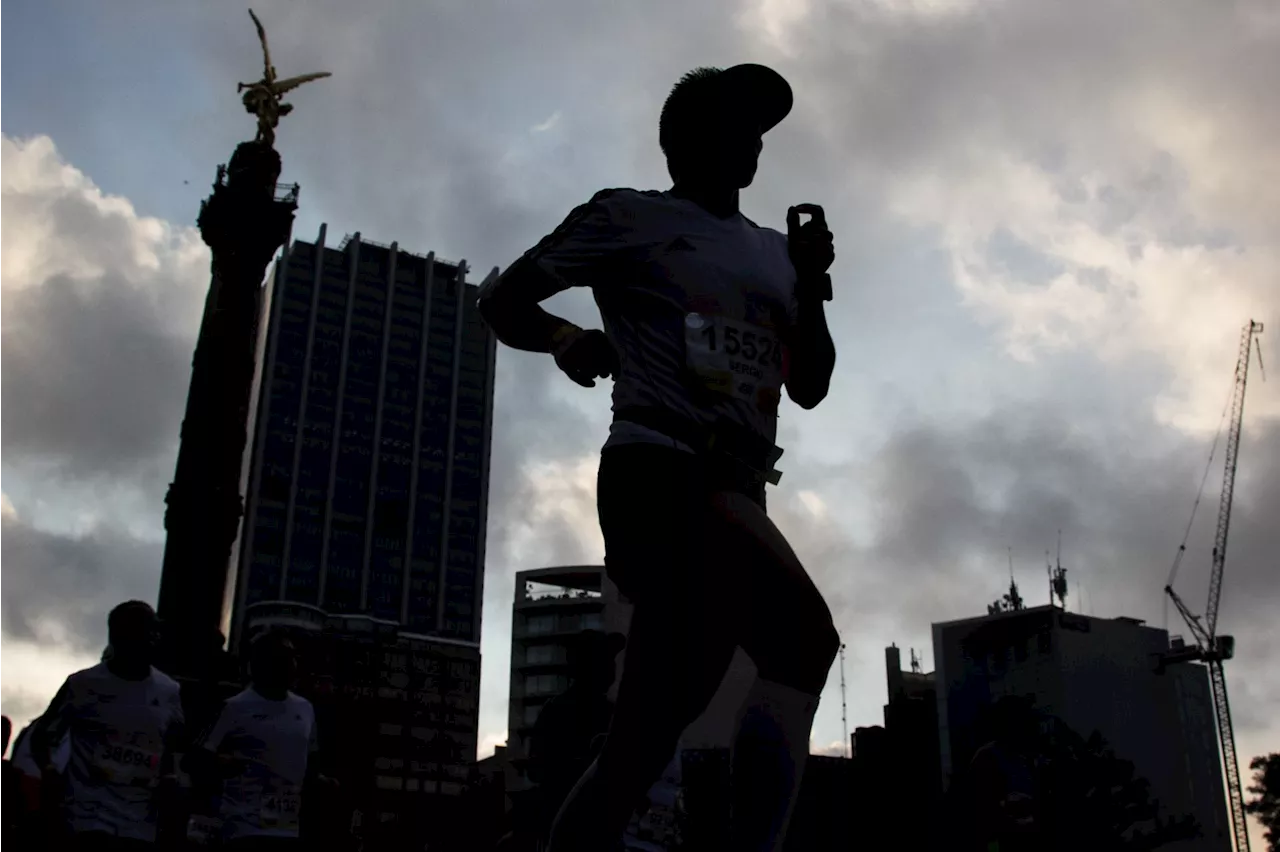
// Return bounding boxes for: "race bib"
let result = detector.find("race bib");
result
[260,783,302,832]
[684,313,785,412]
[92,739,161,786]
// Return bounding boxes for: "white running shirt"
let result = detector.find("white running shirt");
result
[198,688,318,840]
[11,725,71,777]
[38,663,184,842]
[480,188,800,452]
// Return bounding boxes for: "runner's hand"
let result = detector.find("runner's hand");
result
[551,327,619,388]
[40,763,62,789]
[787,203,835,285]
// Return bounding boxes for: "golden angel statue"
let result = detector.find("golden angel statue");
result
[238,9,331,147]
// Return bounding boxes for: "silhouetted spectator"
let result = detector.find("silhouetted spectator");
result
[968,697,1045,852]
[526,630,626,844]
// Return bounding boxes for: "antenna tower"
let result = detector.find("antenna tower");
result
[839,644,850,759]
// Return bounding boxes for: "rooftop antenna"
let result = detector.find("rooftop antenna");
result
[1008,547,1024,611]
[1051,530,1069,610]
[839,644,850,759]
[1046,549,1055,607]
[989,547,1026,614]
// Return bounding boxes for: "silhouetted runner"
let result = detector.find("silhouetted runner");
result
[479,63,840,852]
[188,630,331,850]
[29,601,185,852]
[9,719,72,849]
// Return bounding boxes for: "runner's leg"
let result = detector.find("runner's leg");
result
[710,490,841,852]
[545,445,747,852]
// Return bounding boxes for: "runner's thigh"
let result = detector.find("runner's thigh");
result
[706,490,838,689]
[596,444,745,723]
[597,444,743,618]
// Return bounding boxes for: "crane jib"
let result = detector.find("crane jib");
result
[1162,319,1262,852]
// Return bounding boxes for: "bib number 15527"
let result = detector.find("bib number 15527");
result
[684,314,785,410]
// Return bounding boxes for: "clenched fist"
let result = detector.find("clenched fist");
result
[551,326,620,388]
[787,203,835,300]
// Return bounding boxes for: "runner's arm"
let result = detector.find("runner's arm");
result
[304,707,332,787]
[477,190,633,352]
[159,691,186,778]
[182,703,238,781]
[783,285,836,409]
[29,681,76,773]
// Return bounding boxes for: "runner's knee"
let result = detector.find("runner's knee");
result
[751,597,840,694]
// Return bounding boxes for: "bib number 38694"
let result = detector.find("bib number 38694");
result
[93,743,161,786]
[684,313,785,411]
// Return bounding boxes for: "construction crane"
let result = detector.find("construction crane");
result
[1163,319,1264,852]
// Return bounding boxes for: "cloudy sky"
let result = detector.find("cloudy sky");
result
[3,0,1277,837]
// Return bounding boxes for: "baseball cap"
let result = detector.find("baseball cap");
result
[660,63,794,154]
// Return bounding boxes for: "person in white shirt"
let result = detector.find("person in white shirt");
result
[30,601,185,851]
[11,722,72,778]
[190,629,327,850]
[478,64,841,852]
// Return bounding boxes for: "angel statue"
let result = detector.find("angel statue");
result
[238,9,331,147]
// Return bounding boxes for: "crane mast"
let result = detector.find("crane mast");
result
[1164,319,1263,852]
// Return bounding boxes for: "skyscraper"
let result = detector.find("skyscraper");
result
[229,226,498,646]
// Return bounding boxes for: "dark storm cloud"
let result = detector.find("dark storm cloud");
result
[1,271,193,482]
[773,407,1280,735]
[790,0,1280,191]
[1,514,163,655]
[4,1,1279,782]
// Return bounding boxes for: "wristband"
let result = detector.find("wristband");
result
[796,273,832,303]
[550,323,584,357]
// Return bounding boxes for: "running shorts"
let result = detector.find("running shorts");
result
[596,442,766,607]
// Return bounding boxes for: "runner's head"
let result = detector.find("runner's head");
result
[107,600,158,666]
[659,64,793,190]
[249,628,297,693]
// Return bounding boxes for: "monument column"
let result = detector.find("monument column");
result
[156,9,329,677]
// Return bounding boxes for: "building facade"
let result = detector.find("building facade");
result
[230,226,498,645]
[932,605,1231,851]
[225,228,497,850]
[880,644,943,851]
[244,603,482,849]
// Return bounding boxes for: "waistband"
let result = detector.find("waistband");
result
[612,405,784,485]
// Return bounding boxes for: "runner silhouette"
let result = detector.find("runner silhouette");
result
[29,601,185,851]
[479,64,840,852]
[188,629,332,850]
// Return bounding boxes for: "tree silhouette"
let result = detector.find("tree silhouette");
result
[1042,728,1200,851]
[956,697,1200,851]
[1246,752,1280,851]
